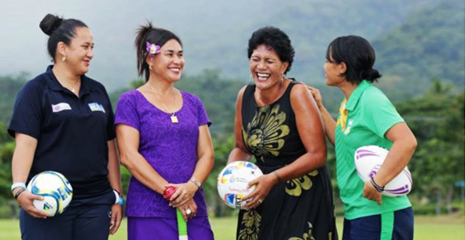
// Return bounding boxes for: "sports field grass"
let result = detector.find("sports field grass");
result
[0,213,463,239]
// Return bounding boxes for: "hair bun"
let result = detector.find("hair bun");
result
[39,14,63,36]
[361,68,382,82]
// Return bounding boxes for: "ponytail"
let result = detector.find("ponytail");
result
[134,22,182,82]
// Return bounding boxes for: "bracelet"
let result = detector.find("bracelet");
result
[116,196,124,205]
[113,189,124,205]
[370,177,385,192]
[113,189,121,196]
[14,188,26,199]
[11,182,26,192]
[273,171,283,183]
[190,178,202,189]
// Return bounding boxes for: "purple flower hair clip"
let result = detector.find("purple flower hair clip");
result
[146,41,161,57]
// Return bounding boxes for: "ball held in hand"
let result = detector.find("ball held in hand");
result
[27,171,73,217]
[217,161,263,209]
[163,186,177,200]
[354,145,412,196]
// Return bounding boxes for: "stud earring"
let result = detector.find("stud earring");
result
[61,56,66,62]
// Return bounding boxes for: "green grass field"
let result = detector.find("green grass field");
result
[1,213,463,240]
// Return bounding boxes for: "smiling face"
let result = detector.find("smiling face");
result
[58,27,94,75]
[249,44,288,91]
[323,49,346,86]
[147,39,184,83]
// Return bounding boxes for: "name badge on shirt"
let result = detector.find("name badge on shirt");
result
[52,103,72,113]
[88,102,106,113]
[344,119,354,135]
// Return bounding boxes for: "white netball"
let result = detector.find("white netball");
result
[217,161,263,209]
[27,171,73,217]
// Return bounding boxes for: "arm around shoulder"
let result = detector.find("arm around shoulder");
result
[306,85,336,145]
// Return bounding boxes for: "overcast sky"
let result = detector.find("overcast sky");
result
[0,0,452,91]
[0,0,286,90]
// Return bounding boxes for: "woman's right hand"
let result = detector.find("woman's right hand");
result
[17,191,49,218]
[306,85,324,110]
[165,182,198,208]
[242,173,277,210]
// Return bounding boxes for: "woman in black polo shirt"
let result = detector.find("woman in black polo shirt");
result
[8,14,123,239]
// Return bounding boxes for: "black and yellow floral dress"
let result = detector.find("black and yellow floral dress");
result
[237,81,337,240]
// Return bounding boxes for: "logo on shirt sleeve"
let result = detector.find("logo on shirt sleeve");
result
[88,102,106,113]
[52,103,72,113]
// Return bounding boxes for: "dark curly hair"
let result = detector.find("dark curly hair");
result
[326,35,382,84]
[134,22,183,82]
[247,26,295,74]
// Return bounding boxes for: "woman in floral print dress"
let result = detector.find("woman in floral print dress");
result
[227,26,338,240]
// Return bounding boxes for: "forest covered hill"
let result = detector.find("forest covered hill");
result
[2,0,460,91]
[1,0,464,123]
[373,0,464,99]
[0,1,463,218]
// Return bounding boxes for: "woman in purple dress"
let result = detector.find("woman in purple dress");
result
[115,23,215,240]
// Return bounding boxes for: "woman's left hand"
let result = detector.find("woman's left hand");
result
[109,204,123,235]
[242,173,277,209]
[178,199,198,221]
[166,182,198,208]
[363,181,383,205]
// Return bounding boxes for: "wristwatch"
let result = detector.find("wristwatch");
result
[190,178,202,189]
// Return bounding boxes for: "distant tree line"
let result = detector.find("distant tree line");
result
[0,71,463,218]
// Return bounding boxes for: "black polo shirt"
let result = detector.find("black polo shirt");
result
[8,65,115,199]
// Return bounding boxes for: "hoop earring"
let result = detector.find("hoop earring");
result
[61,56,66,62]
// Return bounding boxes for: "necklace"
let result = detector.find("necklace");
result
[53,69,80,93]
[147,83,179,123]
[68,80,80,93]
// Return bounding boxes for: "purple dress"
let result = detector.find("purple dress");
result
[115,89,214,240]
